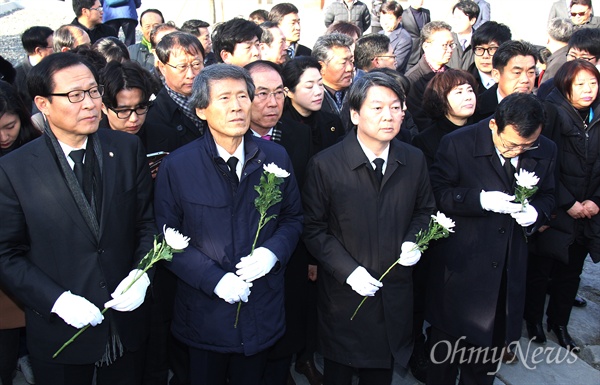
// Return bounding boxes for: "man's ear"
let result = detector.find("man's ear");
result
[195,107,206,120]
[157,60,167,78]
[492,68,501,84]
[350,109,360,126]
[220,50,232,64]
[101,103,108,116]
[34,95,50,116]
[489,118,497,132]
[318,61,327,75]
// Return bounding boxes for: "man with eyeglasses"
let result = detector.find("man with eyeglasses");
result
[537,27,600,99]
[71,0,117,45]
[473,40,538,123]
[467,21,512,95]
[0,52,156,385]
[354,33,397,76]
[427,93,556,385]
[142,32,206,154]
[405,21,454,131]
[14,26,54,112]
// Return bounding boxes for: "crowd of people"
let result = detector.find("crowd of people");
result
[0,0,599,385]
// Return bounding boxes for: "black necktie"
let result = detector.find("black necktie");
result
[373,158,384,185]
[226,157,239,185]
[502,156,515,188]
[69,149,85,188]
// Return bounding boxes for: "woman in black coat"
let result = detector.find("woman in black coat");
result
[412,68,477,167]
[525,59,600,352]
[281,56,345,157]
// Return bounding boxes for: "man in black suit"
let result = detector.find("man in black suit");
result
[427,93,556,385]
[472,40,537,123]
[401,0,431,70]
[269,3,312,59]
[467,21,512,95]
[0,52,155,385]
[141,32,206,153]
[405,21,453,131]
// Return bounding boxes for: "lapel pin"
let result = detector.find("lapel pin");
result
[330,126,335,132]
[109,152,114,157]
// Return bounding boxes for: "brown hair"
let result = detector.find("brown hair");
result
[554,59,600,103]
[423,69,478,119]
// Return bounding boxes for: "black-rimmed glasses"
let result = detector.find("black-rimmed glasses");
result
[473,46,499,56]
[165,61,203,73]
[107,104,151,119]
[48,85,104,103]
[499,132,539,152]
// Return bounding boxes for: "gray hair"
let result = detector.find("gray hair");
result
[420,21,452,47]
[53,24,87,52]
[190,64,255,109]
[348,71,405,112]
[312,33,354,63]
[547,18,575,43]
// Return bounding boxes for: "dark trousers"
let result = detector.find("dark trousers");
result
[323,358,393,385]
[524,240,588,325]
[262,355,292,385]
[30,348,145,385]
[0,328,20,385]
[189,347,269,385]
[426,327,499,385]
[105,18,138,46]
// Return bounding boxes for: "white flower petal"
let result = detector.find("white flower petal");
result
[163,225,190,250]
[514,170,539,189]
[432,211,455,233]
[263,162,290,178]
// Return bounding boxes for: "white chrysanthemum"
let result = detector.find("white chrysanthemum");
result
[432,211,455,233]
[263,162,290,178]
[163,225,190,250]
[514,170,540,190]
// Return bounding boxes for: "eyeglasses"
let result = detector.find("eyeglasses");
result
[374,55,396,60]
[567,53,596,62]
[89,6,103,12]
[498,132,539,152]
[571,11,587,17]
[473,46,499,56]
[107,104,151,119]
[48,85,104,103]
[254,90,285,101]
[165,61,203,73]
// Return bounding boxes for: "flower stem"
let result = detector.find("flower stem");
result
[350,260,399,320]
[234,214,265,328]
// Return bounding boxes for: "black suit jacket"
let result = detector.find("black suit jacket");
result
[427,120,556,347]
[0,129,156,364]
[140,87,205,153]
[401,7,431,70]
[472,83,499,123]
[405,56,444,131]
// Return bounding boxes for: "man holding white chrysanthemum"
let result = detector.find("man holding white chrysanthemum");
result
[154,64,303,385]
[427,93,557,385]
[302,71,436,385]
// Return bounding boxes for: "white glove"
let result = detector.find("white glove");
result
[346,266,382,296]
[235,247,278,282]
[214,272,253,304]
[104,269,150,312]
[398,241,422,266]
[511,204,538,227]
[480,191,522,214]
[51,291,104,328]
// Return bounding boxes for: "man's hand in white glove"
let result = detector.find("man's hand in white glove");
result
[480,191,522,214]
[214,273,253,304]
[398,241,422,266]
[51,291,103,328]
[511,204,538,227]
[235,247,278,282]
[104,269,150,312]
[346,266,382,296]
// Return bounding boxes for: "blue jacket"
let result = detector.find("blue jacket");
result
[101,0,140,22]
[154,130,303,355]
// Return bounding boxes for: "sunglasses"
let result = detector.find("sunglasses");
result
[571,11,588,17]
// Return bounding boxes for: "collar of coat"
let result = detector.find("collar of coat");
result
[343,128,407,171]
